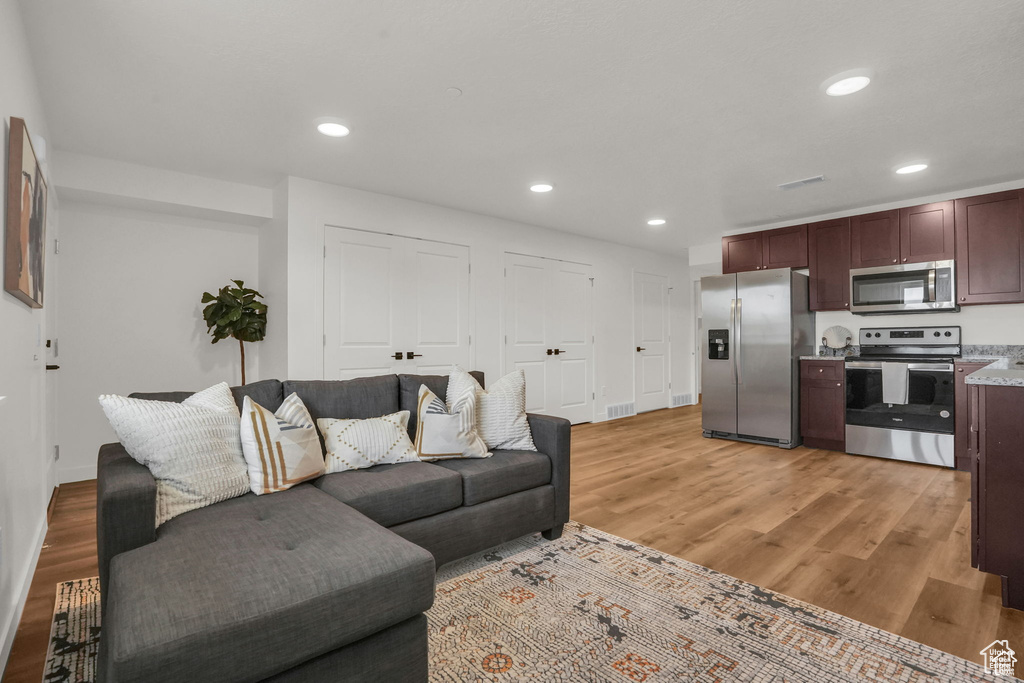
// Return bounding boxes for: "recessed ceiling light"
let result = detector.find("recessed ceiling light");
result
[316,118,350,137]
[895,163,928,174]
[822,69,873,97]
[647,218,666,226]
[530,183,554,193]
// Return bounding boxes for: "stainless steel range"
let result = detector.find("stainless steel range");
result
[844,325,960,468]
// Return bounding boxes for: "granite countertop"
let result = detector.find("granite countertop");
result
[799,355,845,361]
[965,358,1024,387]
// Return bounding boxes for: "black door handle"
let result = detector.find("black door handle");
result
[546,349,553,355]
[406,352,423,360]
[553,349,562,355]
[637,347,646,352]
[46,364,60,370]
[392,352,403,360]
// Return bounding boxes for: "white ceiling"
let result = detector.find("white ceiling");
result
[17,0,1024,254]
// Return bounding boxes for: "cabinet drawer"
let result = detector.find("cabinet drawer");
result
[801,360,844,380]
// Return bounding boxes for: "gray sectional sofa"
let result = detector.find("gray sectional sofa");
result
[95,372,571,682]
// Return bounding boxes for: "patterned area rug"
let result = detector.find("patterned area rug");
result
[45,522,1009,682]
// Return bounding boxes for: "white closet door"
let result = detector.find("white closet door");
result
[504,253,550,414]
[504,252,593,424]
[324,229,404,379]
[634,271,671,413]
[404,239,471,375]
[323,227,470,380]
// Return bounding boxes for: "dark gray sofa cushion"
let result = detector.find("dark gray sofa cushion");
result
[101,484,434,683]
[314,462,462,528]
[398,371,484,439]
[284,375,399,422]
[436,449,551,506]
[128,379,284,413]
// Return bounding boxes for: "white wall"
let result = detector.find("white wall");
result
[816,305,1024,348]
[55,202,260,483]
[0,0,57,671]
[281,177,693,419]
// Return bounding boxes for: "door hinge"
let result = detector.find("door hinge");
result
[504,335,508,345]
[468,334,472,345]
[592,392,595,400]
[54,445,60,462]
[324,245,327,258]
[323,334,326,347]
[468,263,471,274]
[54,238,60,254]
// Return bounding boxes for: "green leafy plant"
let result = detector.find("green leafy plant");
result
[201,280,267,385]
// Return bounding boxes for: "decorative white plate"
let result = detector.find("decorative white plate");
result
[823,325,853,349]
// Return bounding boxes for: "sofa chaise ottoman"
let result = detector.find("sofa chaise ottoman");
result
[96,371,570,682]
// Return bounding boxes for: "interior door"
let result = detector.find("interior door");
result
[324,227,470,379]
[634,271,670,413]
[504,253,593,424]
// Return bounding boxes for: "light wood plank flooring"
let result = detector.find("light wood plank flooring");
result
[4,405,1018,679]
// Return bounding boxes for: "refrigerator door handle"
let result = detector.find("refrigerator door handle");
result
[729,298,738,385]
[735,298,743,385]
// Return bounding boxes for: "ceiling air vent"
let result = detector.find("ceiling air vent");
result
[778,175,827,191]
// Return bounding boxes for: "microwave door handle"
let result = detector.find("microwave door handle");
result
[928,269,936,302]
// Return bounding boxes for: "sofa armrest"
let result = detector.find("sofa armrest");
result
[97,443,157,603]
[527,413,571,525]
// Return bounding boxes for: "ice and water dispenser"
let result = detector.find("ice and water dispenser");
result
[707,329,730,360]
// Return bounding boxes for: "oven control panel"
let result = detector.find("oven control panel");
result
[859,326,961,345]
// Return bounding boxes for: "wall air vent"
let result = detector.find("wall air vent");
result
[606,402,637,420]
[778,175,827,191]
[671,394,693,408]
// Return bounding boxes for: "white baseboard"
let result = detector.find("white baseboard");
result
[58,463,97,484]
[0,516,48,677]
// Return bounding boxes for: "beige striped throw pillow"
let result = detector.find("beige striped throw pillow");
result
[414,384,490,461]
[240,393,325,495]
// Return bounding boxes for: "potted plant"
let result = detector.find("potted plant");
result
[201,280,267,385]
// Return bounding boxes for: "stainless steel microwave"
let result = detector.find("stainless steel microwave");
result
[849,260,957,314]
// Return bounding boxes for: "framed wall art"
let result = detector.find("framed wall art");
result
[5,116,48,308]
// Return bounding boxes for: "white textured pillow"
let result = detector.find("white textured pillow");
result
[240,393,325,495]
[447,367,536,451]
[414,384,490,461]
[318,411,419,473]
[98,382,249,526]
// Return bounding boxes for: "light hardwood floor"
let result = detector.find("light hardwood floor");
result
[4,405,1019,680]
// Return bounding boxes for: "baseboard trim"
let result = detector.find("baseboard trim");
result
[46,487,59,525]
[0,516,48,677]
[58,463,97,484]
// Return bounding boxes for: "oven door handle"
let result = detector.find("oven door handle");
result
[845,361,954,371]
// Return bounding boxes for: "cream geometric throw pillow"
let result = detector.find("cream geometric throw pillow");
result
[447,366,536,451]
[317,411,419,473]
[98,382,249,526]
[414,384,490,461]
[240,393,325,495]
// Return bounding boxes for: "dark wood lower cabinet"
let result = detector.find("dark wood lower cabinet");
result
[954,361,989,472]
[970,383,1024,609]
[800,360,845,451]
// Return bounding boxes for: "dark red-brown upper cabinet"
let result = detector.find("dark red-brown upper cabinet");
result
[955,190,1024,305]
[900,201,955,263]
[722,233,763,274]
[808,218,851,311]
[762,225,808,269]
[850,210,900,268]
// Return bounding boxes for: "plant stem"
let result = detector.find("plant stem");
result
[239,339,246,385]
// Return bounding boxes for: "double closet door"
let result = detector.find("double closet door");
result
[504,253,594,424]
[323,227,471,379]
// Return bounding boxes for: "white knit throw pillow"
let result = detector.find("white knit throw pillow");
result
[414,384,490,461]
[447,367,536,451]
[98,382,249,526]
[240,393,325,495]
[317,411,419,473]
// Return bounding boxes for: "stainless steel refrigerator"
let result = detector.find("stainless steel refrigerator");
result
[701,269,814,449]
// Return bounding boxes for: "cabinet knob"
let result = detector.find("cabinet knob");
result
[902,258,908,262]
[892,259,897,263]
[818,368,824,373]
[844,303,848,308]
[960,297,966,302]
[958,368,964,373]
[837,383,841,387]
